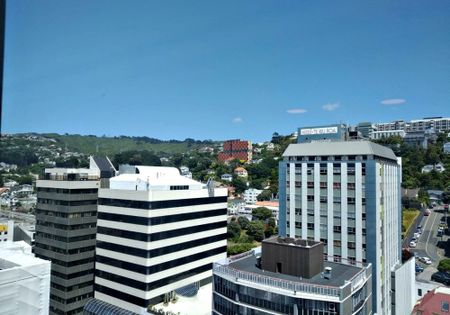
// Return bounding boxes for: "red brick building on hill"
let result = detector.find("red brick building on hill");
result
[218,139,252,163]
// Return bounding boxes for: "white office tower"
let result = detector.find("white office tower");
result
[279,141,415,314]
[94,166,228,314]
[0,241,51,315]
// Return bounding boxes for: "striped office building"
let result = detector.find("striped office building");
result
[279,140,415,315]
[93,166,228,314]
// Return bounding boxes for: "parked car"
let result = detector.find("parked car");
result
[419,257,432,265]
[438,229,444,237]
[410,241,417,248]
[414,232,421,239]
[431,272,450,285]
[416,264,424,273]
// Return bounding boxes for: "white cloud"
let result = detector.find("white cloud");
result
[287,108,307,114]
[232,117,243,123]
[322,102,340,111]
[380,98,406,105]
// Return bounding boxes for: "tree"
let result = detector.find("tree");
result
[438,259,450,273]
[227,221,241,240]
[237,216,250,230]
[257,190,272,201]
[0,175,3,187]
[252,207,273,221]
[227,243,255,256]
[247,221,265,242]
[443,190,450,205]
[232,177,247,195]
[17,175,33,185]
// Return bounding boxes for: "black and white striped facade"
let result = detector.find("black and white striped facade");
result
[93,166,228,314]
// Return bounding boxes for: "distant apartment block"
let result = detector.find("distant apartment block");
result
[92,165,228,314]
[278,139,415,314]
[375,117,450,133]
[444,142,450,154]
[243,188,262,204]
[213,237,372,315]
[357,122,377,138]
[0,241,51,315]
[369,129,405,140]
[218,139,252,163]
[34,157,115,315]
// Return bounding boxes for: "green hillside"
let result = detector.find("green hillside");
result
[42,133,219,155]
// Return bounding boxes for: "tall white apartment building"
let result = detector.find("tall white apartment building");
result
[0,241,51,315]
[279,141,414,314]
[93,166,228,314]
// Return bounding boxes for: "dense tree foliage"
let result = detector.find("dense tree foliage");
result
[251,207,273,221]
[112,150,161,168]
[227,221,241,240]
[375,133,450,191]
[246,221,265,242]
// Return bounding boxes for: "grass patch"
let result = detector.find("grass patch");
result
[402,208,420,238]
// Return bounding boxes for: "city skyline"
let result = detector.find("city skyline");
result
[3,0,450,142]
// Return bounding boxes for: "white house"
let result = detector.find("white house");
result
[243,188,263,204]
[221,174,233,182]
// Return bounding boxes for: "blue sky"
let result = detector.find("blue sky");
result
[3,0,450,142]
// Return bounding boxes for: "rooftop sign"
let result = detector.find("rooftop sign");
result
[300,126,338,136]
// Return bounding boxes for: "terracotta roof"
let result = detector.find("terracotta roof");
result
[255,201,279,207]
[412,287,450,315]
[234,167,247,172]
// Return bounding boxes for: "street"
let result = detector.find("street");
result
[411,205,448,282]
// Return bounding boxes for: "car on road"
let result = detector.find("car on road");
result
[419,257,432,265]
[410,241,417,248]
[416,264,424,273]
[424,209,431,216]
[431,272,450,285]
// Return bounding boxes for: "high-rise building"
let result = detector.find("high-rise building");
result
[93,165,228,314]
[213,237,373,315]
[218,139,252,162]
[278,140,414,314]
[0,241,51,315]
[34,157,115,315]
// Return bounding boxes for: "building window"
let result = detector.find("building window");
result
[442,301,450,312]
[333,183,341,189]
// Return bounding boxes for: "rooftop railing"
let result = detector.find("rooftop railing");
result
[214,251,370,299]
[213,262,341,298]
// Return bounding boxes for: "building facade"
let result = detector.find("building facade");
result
[0,241,51,315]
[34,157,114,315]
[93,166,228,314]
[0,220,14,243]
[213,238,373,315]
[218,140,252,162]
[369,130,405,140]
[243,188,262,204]
[278,141,411,314]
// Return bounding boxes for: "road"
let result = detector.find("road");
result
[0,209,36,224]
[411,206,448,282]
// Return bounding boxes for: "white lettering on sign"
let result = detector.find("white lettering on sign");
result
[300,127,338,136]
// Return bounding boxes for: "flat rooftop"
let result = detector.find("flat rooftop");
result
[229,254,363,288]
